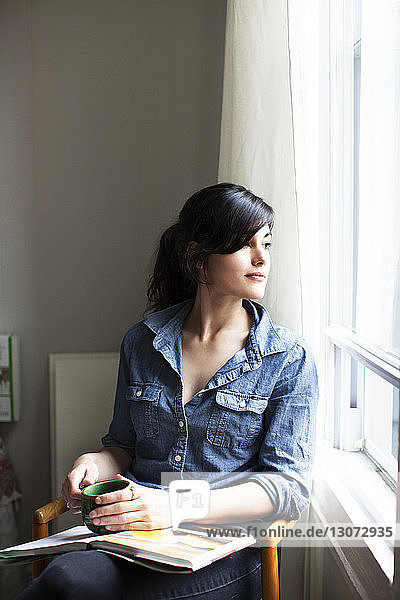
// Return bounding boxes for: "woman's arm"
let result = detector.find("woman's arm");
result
[186,482,276,525]
[247,341,319,522]
[84,480,276,532]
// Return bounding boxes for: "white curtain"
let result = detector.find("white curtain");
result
[286,0,321,357]
[218,0,302,335]
[218,0,322,358]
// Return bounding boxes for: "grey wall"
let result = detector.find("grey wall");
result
[0,0,226,543]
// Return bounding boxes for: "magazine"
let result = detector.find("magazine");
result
[0,523,256,573]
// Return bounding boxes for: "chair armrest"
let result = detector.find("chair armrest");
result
[259,518,297,547]
[31,496,69,580]
[32,496,68,540]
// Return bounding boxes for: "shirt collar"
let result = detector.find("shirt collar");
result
[143,299,286,369]
[243,299,286,363]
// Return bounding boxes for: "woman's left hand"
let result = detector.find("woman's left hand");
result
[88,474,172,531]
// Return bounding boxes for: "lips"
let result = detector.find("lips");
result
[245,272,265,278]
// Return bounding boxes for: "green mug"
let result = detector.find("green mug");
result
[81,479,132,535]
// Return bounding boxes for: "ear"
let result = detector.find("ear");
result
[186,241,203,271]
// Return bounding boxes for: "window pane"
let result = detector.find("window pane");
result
[363,366,398,480]
[355,1,400,358]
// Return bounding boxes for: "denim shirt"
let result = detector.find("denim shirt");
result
[102,298,319,522]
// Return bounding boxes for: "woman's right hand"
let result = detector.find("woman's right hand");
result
[61,455,100,514]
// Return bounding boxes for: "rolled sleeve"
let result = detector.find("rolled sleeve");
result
[101,332,136,458]
[248,342,319,521]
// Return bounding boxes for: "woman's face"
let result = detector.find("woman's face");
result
[201,224,272,300]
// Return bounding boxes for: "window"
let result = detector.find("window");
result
[322,0,399,512]
[287,0,400,588]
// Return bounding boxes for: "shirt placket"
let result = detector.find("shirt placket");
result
[172,383,189,472]
[153,334,189,473]
[151,308,264,475]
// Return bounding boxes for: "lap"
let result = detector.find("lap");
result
[18,547,262,600]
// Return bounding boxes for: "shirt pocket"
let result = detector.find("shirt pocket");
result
[206,390,269,449]
[126,382,162,437]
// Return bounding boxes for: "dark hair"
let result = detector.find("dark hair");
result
[145,182,274,314]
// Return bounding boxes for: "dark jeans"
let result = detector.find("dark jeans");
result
[17,547,262,600]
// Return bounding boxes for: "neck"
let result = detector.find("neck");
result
[184,288,252,343]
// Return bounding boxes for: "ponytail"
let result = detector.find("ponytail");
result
[145,222,197,315]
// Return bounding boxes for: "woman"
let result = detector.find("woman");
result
[19,183,318,599]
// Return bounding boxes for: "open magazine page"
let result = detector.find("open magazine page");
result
[0,526,103,561]
[93,525,256,570]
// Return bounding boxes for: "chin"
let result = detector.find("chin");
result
[244,290,266,300]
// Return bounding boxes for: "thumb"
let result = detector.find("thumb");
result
[81,464,98,487]
[116,473,130,483]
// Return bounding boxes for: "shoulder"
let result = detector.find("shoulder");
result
[142,300,193,334]
[248,300,314,363]
[120,299,193,350]
[119,321,150,353]
[270,326,318,394]
[274,325,315,362]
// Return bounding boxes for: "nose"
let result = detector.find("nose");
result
[251,245,268,266]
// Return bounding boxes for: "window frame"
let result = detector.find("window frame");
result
[316,0,400,588]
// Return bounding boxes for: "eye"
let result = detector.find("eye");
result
[241,238,272,250]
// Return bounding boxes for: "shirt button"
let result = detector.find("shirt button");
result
[239,400,246,407]
[178,421,184,428]
[175,455,182,462]
[136,390,142,397]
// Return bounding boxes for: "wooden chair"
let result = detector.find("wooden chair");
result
[32,497,296,600]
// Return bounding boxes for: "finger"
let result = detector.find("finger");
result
[89,501,140,519]
[69,464,97,498]
[115,474,136,501]
[80,463,98,488]
[62,492,81,512]
[95,485,137,506]
[61,482,75,508]
[116,474,137,497]
[104,521,150,532]
[92,511,141,527]
[68,466,88,498]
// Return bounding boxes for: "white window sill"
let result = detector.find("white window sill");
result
[311,440,396,583]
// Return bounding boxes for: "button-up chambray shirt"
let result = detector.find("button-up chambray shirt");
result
[102,298,319,522]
